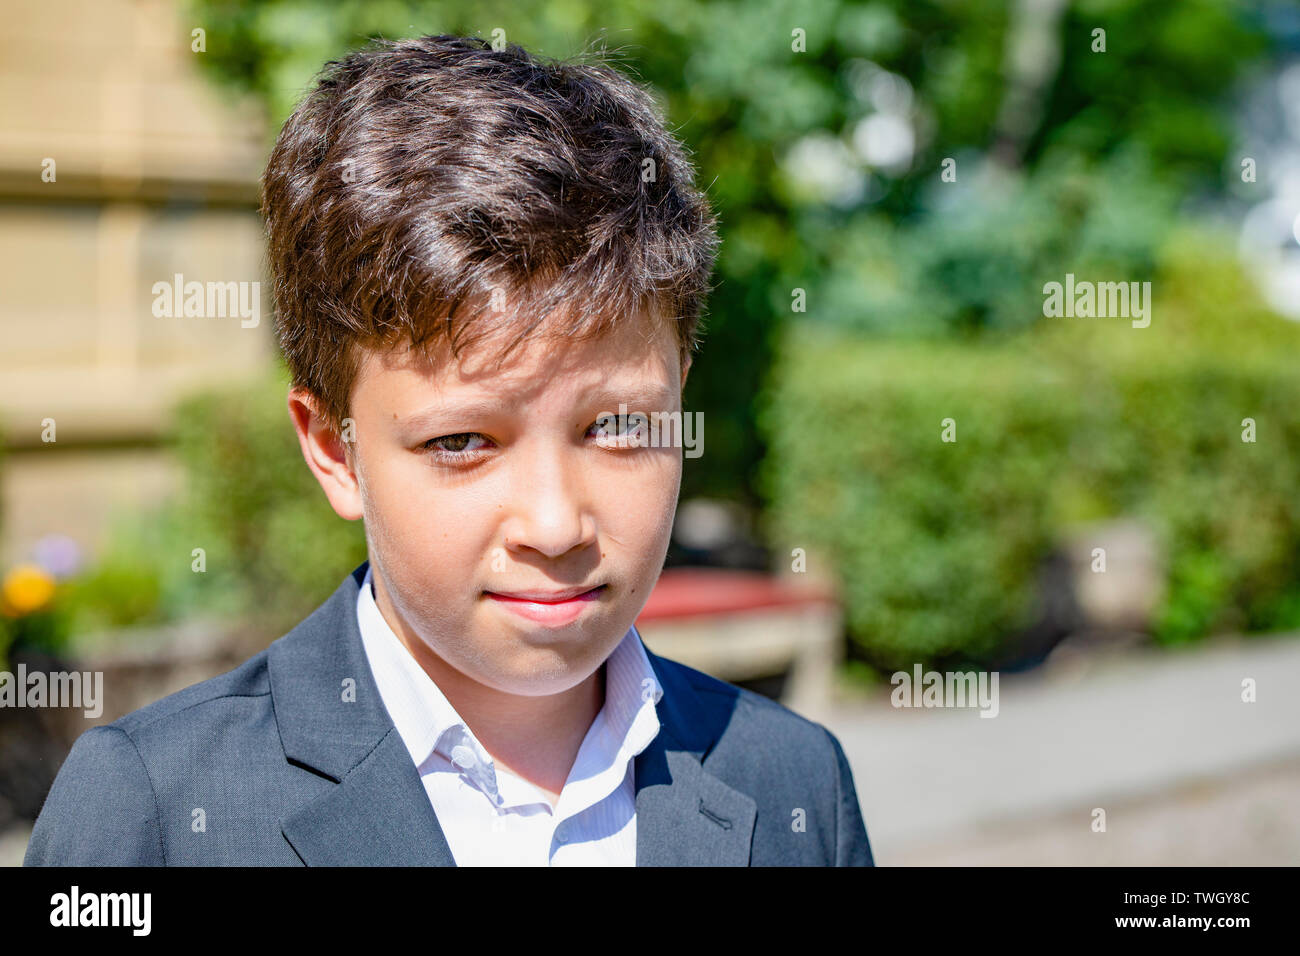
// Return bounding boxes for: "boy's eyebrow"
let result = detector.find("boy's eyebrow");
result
[395,398,509,430]
[394,384,680,431]
[583,384,678,410]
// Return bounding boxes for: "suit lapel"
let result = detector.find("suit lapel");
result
[281,728,456,866]
[269,563,456,866]
[634,638,757,866]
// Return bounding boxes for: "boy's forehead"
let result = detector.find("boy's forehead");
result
[357,306,680,402]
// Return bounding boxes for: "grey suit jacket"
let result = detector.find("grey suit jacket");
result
[25,563,874,866]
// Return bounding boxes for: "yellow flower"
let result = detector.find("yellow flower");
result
[1,564,56,616]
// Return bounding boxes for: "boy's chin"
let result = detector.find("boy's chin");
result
[470,623,626,697]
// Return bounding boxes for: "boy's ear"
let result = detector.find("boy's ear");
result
[287,387,363,521]
[681,354,692,391]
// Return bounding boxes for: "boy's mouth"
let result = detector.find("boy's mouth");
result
[483,584,606,627]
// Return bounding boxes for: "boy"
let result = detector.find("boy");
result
[25,34,873,866]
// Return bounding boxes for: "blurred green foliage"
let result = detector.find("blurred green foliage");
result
[157,367,369,632]
[46,369,367,647]
[761,229,1300,670]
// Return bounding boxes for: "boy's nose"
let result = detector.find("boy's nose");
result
[500,446,597,560]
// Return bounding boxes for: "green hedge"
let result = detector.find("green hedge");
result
[60,368,367,644]
[160,367,369,632]
[759,231,1300,671]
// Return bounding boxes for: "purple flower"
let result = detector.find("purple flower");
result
[32,534,82,580]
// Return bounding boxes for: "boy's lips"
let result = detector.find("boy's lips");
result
[484,584,606,627]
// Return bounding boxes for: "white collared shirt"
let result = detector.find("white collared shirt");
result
[355,566,664,866]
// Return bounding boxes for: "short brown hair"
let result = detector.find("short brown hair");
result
[260,33,719,432]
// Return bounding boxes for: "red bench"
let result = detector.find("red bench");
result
[636,568,842,720]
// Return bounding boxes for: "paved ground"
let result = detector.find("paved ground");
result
[0,826,28,867]
[4,632,1297,866]
[820,632,1300,865]
[887,755,1300,865]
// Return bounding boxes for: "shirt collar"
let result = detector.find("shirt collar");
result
[355,565,663,811]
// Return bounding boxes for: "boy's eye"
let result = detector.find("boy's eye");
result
[590,413,649,447]
[419,417,653,459]
[422,432,491,455]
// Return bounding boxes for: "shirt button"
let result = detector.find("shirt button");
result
[555,826,569,845]
[450,744,477,769]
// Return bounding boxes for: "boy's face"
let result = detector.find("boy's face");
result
[290,309,687,698]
